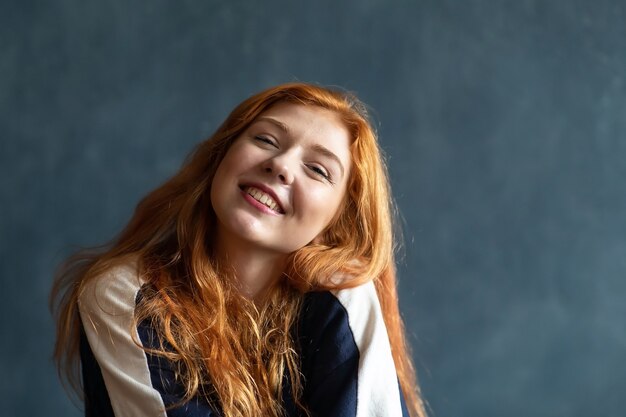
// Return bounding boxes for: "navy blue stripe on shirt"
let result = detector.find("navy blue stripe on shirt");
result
[296,290,359,416]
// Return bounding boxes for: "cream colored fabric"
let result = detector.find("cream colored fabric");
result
[78,261,168,417]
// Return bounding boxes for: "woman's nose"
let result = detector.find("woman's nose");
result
[263,155,295,185]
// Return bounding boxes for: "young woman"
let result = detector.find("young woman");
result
[50,83,428,417]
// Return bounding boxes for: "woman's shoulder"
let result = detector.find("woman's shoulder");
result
[76,256,178,417]
[330,279,379,311]
[77,255,145,317]
[296,280,407,416]
[297,280,386,363]
[302,280,381,326]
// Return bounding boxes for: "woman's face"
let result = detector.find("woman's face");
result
[211,102,352,255]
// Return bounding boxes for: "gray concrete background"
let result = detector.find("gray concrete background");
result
[2,1,625,416]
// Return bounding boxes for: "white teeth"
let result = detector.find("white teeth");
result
[245,187,281,212]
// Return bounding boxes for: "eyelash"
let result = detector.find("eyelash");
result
[307,164,332,182]
[255,135,277,147]
[254,135,334,183]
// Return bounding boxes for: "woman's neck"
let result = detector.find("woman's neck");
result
[214,232,287,300]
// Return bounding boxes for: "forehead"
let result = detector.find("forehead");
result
[258,102,347,134]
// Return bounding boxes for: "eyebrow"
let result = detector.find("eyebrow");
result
[310,143,345,178]
[256,116,290,134]
[255,116,346,178]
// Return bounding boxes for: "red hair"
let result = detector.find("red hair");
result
[50,82,427,417]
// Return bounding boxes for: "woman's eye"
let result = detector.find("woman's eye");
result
[308,165,332,182]
[254,135,277,147]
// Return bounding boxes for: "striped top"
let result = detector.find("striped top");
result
[78,260,409,417]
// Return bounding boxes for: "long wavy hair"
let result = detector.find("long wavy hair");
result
[50,82,427,417]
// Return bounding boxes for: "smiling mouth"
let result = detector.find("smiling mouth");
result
[240,185,284,214]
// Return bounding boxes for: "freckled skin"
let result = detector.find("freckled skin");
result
[210,102,352,255]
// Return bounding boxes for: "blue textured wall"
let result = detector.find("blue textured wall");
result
[2,1,626,416]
